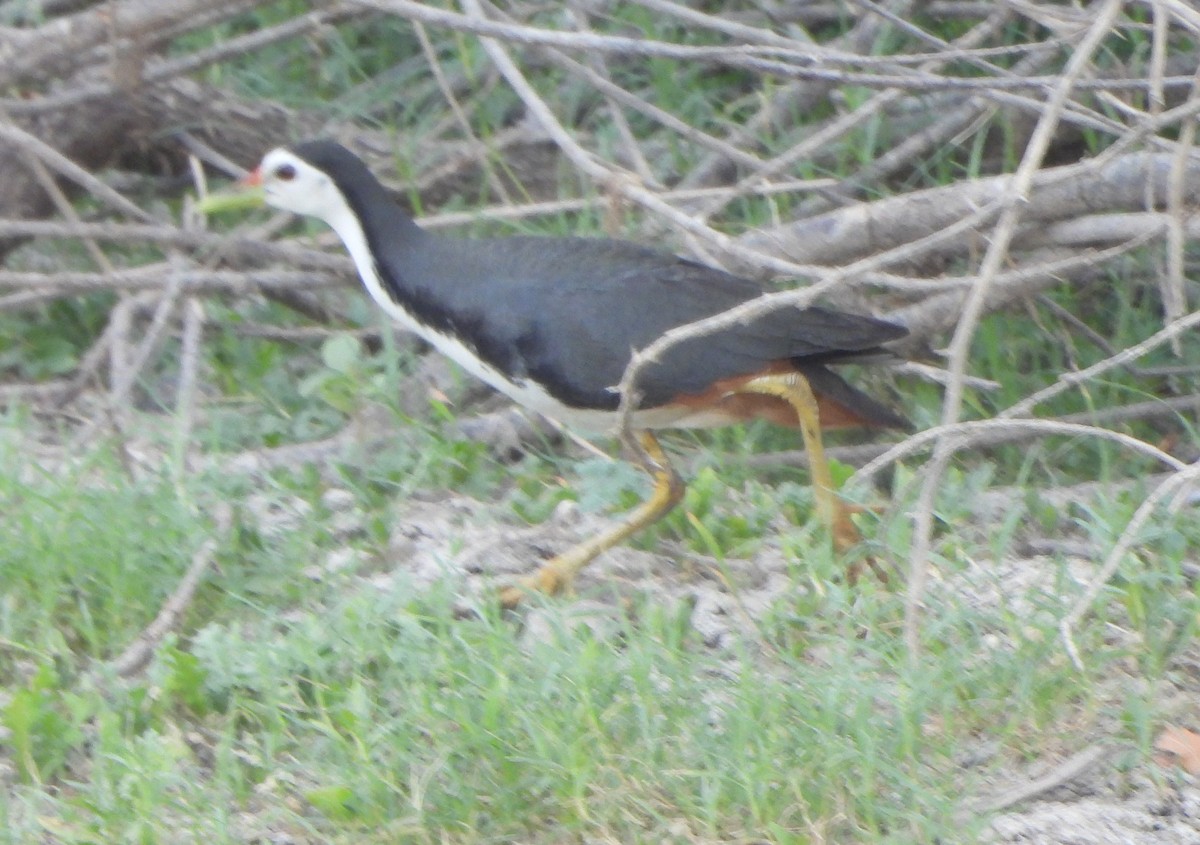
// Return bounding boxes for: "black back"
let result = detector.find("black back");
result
[290,141,907,423]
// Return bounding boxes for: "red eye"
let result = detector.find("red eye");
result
[275,164,296,181]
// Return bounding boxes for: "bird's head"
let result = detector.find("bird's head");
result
[245,147,344,222]
[197,140,370,227]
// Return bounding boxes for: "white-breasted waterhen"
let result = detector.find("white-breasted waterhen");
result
[233,139,908,605]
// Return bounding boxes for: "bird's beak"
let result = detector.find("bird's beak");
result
[239,167,263,188]
[195,167,266,215]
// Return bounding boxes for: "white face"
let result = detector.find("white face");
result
[253,147,381,333]
[256,147,348,224]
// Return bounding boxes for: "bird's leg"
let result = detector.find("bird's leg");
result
[737,373,877,578]
[499,431,685,607]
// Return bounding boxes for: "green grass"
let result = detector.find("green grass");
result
[0,407,1196,842]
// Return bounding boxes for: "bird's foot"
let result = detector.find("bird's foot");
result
[832,501,891,586]
[498,565,574,609]
[846,553,890,586]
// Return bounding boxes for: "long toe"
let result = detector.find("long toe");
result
[498,566,574,609]
[831,501,865,556]
[830,501,893,585]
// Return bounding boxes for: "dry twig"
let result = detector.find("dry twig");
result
[106,504,233,679]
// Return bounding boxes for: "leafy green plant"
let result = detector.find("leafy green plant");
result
[3,665,87,783]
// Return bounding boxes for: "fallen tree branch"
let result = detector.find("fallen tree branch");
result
[734,151,1200,270]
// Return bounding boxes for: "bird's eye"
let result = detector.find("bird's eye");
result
[274,164,297,181]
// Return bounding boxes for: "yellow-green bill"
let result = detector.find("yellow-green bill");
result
[196,187,266,215]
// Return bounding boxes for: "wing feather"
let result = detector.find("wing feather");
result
[391,234,905,410]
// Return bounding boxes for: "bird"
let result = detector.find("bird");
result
[230,139,908,605]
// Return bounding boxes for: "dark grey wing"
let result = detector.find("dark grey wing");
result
[502,243,904,409]
[397,234,905,410]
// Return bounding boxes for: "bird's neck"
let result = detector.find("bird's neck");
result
[325,202,383,281]
[323,194,426,332]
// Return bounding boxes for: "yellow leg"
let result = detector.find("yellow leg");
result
[499,431,684,607]
[739,373,873,573]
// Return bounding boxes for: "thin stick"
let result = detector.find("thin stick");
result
[108,504,233,678]
[357,0,1195,95]
[903,0,1124,663]
[174,298,205,465]
[1060,460,1200,670]
[970,743,1115,814]
[852,418,1185,487]
[1162,66,1199,353]
[1001,308,1200,419]
[2,6,364,115]
[0,122,156,223]
[458,0,826,281]
[414,20,515,205]
[565,2,657,187]
[695,7,1015,222]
